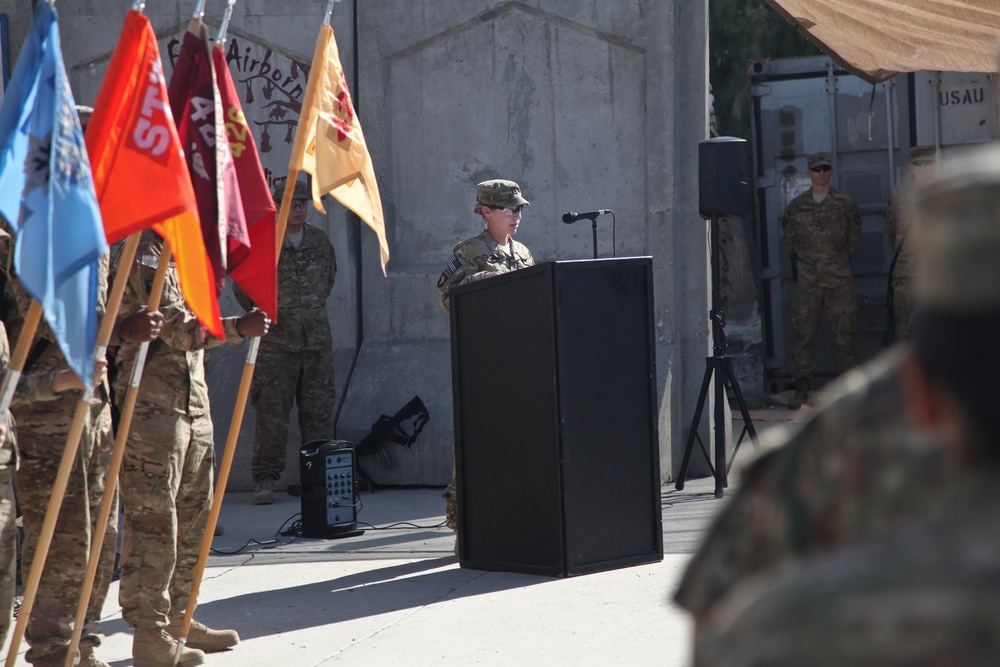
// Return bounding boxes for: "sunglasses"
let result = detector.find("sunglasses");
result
[489,205,524,216]
[811,165,832,173]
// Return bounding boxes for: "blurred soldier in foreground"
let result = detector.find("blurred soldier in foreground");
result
[689,143,1000,665]
[436,179,534,544]
[884,145,936,342]
[234,179,336,505]
[782,152,862,408]
[114,230,268,666]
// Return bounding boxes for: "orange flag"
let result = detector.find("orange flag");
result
[289,24,389,273]
[86,10,223,338]
[213,44,278,321]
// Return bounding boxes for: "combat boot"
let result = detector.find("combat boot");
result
[788,379,809,410]
[166,619,240,653]
[132,627,206,667]
[252,478,275,505]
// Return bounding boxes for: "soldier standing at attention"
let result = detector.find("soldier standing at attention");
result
[114,230,269,666]
[436,179,534,542]
[782,152,862,408]
[884,145,936,341]
[234,179,337,506]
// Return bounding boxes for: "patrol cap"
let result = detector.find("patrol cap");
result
[912,142,1000,311]
[272,179,310,203]
[807,152,832,170]
[909,145,936,166]
[473,179,530,214]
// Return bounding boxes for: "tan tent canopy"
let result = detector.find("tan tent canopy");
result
[766,0,1000,83]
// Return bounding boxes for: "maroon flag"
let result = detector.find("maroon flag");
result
[167,16,249,293]
[212,44,278,321]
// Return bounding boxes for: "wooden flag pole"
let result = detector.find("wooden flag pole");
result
[172,333,260,656]
[273,167,299,253]
[63,235,169,667]
[5,236,148,666]
[174,170,291,652]
[0,300,42,417]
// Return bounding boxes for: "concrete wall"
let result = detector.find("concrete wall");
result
[8,0,714,489]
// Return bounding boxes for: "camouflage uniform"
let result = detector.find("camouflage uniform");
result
[114,231,245,633]
[233,221,336,485]
[436,229,535,311]
[695,473,1000,667]
[782,173,861,384]
[673,344,954,631]
[436,179,534,531]
[3,248,115,667]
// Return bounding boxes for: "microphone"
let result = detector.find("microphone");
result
[562,209,611,224]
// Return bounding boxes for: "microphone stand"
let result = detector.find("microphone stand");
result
[591,217,598,259]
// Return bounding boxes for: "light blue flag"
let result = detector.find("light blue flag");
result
[0,1,108,388]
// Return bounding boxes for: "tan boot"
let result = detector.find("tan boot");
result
[166,618,240,653]
[79,650,112,667]
[132,627,206,667]
[252,478,275,505]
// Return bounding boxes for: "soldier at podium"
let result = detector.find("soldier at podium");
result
[437,179,534,310]
[436,178,535,544]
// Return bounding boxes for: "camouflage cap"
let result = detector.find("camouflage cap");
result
[272,179,310,203]
[909,145,936,165]
[807,152,832,169]
[473,179,530,214]
[912,143,1000,310]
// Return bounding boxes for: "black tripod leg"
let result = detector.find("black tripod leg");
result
[724,357,760,475]
[675,358,714,491]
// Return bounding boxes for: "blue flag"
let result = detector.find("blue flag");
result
[0,1,108,387]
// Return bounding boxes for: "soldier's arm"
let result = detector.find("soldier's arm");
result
[129,252,244,353]
[781,204,797,257]
[232,281,255,312]
[846,199,862,257]
[322,236,336,299]
[673,447,799,625]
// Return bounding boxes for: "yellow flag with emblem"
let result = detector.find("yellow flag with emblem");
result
[290,24,389,273]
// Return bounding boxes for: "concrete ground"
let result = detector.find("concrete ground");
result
[3,409,802,667]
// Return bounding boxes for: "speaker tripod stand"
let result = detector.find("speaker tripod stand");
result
[674,213,760,498]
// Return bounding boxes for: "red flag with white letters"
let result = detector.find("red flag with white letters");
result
[86,10,222,338]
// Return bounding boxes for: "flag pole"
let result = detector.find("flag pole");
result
[0,301,42,417]
[216,0,236,43]
[62,234,169,667]
[5,236,150,667]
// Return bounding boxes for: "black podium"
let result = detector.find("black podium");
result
[449,258,663,577]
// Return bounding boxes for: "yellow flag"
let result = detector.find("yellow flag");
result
[291,24,389,273]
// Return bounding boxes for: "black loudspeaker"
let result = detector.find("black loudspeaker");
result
[299,440,364,539]
[699,136,747,218]
[450,258,663,577]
